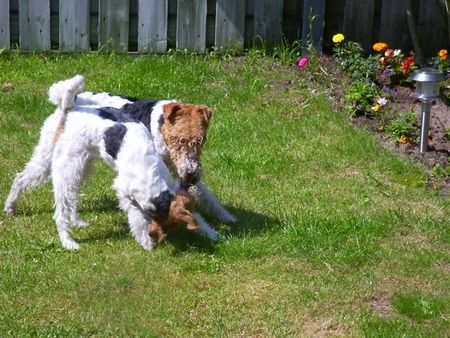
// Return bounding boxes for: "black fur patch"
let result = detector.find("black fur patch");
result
[146,190,173,222]
[97,100,158,131]
[103,124,127,159]
[97,107,137,123]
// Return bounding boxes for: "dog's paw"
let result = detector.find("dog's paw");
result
[4,205,15,216]
[139,233,154,251]
[205,228,219,241]
[62,239,80,250]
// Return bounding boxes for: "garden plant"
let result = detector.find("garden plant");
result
[329,33,450,184]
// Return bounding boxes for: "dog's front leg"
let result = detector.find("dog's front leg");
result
[193,212,219,240]
[191,181,237,224]
[123,201,155,250]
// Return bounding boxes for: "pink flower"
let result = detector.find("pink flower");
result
[297,57,309,68]
[377,98,388,106]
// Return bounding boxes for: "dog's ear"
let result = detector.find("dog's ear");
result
[201,106,213,123]
[163,103,182,123]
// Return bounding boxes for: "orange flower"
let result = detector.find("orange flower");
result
[373,42,388,52]
[438,49,448,60]
[398,135,412,144]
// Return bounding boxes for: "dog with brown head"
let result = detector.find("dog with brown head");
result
[148,188,198,243]
[161,103,212,185]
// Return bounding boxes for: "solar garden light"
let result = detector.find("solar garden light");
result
[411,68,446,152]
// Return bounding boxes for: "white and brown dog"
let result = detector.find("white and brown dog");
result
[74,91,237,225]
[4,75,220,250]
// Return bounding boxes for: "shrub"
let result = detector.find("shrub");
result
[332,35,380,82]
[344,81,381,114]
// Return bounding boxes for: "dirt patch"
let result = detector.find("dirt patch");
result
[368,294,394,317]
[302,319,347,337]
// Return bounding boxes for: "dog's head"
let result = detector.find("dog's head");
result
[148,188,198,243]
[161,103,212,184]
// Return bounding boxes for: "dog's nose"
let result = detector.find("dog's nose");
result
[183,171,200,185]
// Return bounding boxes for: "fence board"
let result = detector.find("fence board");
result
[59,0,89,52]
[379,0,410,51]
[302,0,326,53]
[343,0,375,51]
[176,0,207,52]
[19,0,50,50]
[253,0,284,48]
[215,0,246,52]
[0,0,10,48]
[98,0,129,51]
[418,0,447,56]
[138,0,168,52]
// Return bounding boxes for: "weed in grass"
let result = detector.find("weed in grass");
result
[391,292,447,321]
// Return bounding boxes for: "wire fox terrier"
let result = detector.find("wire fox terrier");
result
[74,91,237,225]
[4,75,219,250]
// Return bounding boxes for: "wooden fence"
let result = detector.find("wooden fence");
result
[0,0,448,56]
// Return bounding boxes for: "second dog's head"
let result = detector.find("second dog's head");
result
[161,103,212,184]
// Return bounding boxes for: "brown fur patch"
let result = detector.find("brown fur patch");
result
[148,188,198,243]
[51,115,67,148]
[161,103,213,184]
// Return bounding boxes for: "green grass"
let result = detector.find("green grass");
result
[0,52,449,337]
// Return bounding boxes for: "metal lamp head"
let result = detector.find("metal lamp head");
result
[411,68,446,101]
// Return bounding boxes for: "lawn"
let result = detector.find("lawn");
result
[0,51,448,337]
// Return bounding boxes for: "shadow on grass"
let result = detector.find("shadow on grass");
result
[10,194,278,254]
[165,205,280,255]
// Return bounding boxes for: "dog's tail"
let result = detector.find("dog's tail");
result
[48,75,84,146]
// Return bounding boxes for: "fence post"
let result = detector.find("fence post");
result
[215,0,246,52]
[59,0,90,52]
[343,0,375,52]
[302,0,326,53]
[176,0,207,53]
[418,0,447,56]
[19,0,50,51]
[253,0,284,49]
[379,0,410,51]
[0,0,9,49]
[138,0,168,53]
[98,0,130,52]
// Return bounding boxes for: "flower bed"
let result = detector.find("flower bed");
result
[298,34,450,191]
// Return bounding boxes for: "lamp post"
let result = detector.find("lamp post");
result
[411,68,446,153]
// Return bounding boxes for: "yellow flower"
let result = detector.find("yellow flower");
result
[438,49,448,60]
[373,42,388,52]
[398,135,412,144]
[332,33,345,43]
[371,104,380,112]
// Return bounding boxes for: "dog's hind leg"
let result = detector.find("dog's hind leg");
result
[4,133,53,215]
[69,155,94,228]
[191,181,237,224]
[51,150,91,250]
